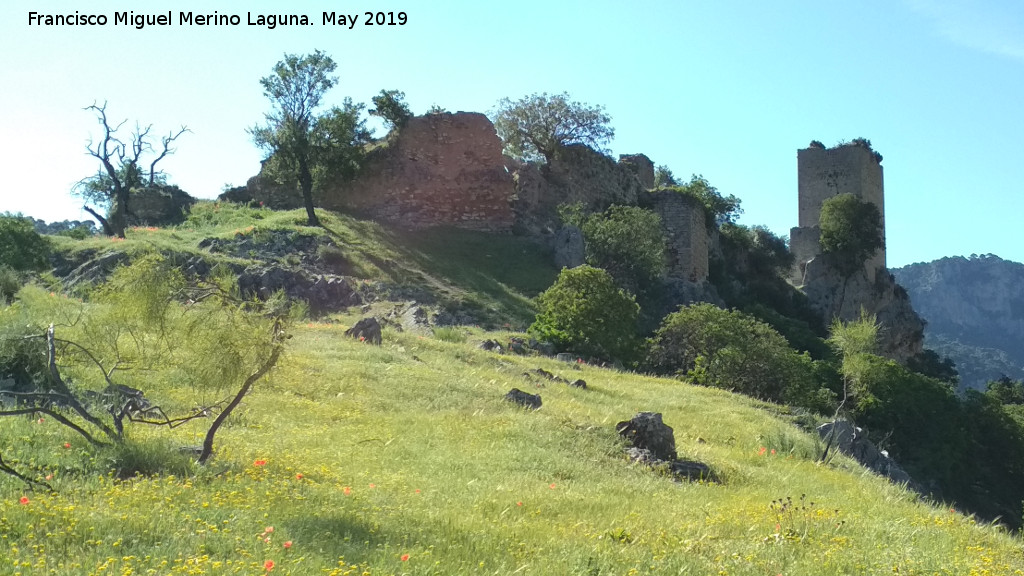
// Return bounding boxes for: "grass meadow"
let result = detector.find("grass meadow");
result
[3,204,1023,574]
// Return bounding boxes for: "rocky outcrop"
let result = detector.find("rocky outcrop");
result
[893,255,1024,388]
[800,255,924,362]
[818,420,915,487]
[236,264,361,314]
[345,317,383,345]
[128,185,196,226]
[553,225,584,269]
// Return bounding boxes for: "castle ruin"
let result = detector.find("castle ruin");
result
[790,143,886,284]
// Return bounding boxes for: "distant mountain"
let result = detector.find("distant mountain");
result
[893,255,1024,390]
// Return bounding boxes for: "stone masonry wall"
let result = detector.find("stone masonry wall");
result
[792,144,887,282]
[324,112,516,231]
[640,190,709,282]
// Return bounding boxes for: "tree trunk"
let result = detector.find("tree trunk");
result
[197,344,282,465]
[83,205,114,237]
[298,156,319,226]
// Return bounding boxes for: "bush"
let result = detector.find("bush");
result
[0,214,50,271]
[529,266,640,362]
[646,303,829,410]
[580,205,666,291]
[0,265,21,302]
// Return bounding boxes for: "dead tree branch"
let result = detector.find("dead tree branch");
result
[0,452,53,491]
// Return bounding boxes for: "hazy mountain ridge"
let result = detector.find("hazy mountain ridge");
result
[893,254,1024,389]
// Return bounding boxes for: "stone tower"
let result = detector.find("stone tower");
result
[790,143,887,284]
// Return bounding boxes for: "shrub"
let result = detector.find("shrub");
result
[580,205,666,291]
[0,265,21,302]
[0,214,50,271]
[529,266,640,362]
[646,303,829,409]
[433,326,467,343]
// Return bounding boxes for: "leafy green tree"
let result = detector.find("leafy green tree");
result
[653,164,678,187]
[819,193,883,277]
[646,303,828,410]
[580,205,666,292]
[369,89,413,131]
[0,214,50,272]
[74,102,188,237]
[491,92,614,162]
[529,266,640,362]
[666,175,742,227]
[251,50,371,225]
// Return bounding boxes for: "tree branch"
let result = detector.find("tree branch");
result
[198,322,285,465]
[0,452,53,491]
[46,324,119,442]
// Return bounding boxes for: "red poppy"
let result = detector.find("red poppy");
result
[264,526,274,533]
[549,483,556,489]
[253,459,267,467]
[264,559,275,571]
[343,486,351,495]
[369,483,376,488]
[400,554,410,562]
[770,449,776,455]
[63,442,71,449]
[516,501,523,507]
[19,497,29,505]
[283,541,292,549]
[414,489,421,494]
[295,473,303,480]
[758,447,767,456]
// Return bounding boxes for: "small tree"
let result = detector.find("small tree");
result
[251,50,371,225]
[580,205,666,291]
[529,266,640,362]
[0,214,50,272]
[491,92,614,162]
[369,89,413,132]
[74,102,188,237]
[667,175,742,227]
[653,164,678,187]
[819,193,883,277]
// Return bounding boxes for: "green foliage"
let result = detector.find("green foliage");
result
[529,266,640,362]
[819,193,883,277]
[0,214,51,271]
[580,205,666,291]
[491,92,614,162]
[0,266,21,302]
[97,436,198,479]
[985,375,1024,405]
[664,175,742,227]
[646,303,829,410]
[250,50,371,224]
[907,348,959,384]
[369,89,413,131]
[653,164,677,187]
[432,326,467,343]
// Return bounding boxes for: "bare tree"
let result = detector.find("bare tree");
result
[75,102,188,237]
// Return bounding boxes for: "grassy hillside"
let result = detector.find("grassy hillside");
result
[3,207,1024,575]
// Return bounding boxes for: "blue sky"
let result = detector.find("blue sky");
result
[1,0,1021,267]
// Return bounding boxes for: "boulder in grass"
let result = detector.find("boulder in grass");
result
[505,388,542,410]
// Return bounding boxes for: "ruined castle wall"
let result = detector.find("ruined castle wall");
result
[795,145,887,280]
[641,190,709,282]
[323,112,516,231]
[619,153,655,189]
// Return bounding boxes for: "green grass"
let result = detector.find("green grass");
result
[50,202,556,326]
[3,320,1023,575]
[5,206,1023,574]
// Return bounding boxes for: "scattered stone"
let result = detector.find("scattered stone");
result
[617,412,677,461]
[505,388,542,410]
[615,412,718,483]
[479,339,503,352]
[508,337,529,355]
[569,379,587,389]
[345,317,383,345]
